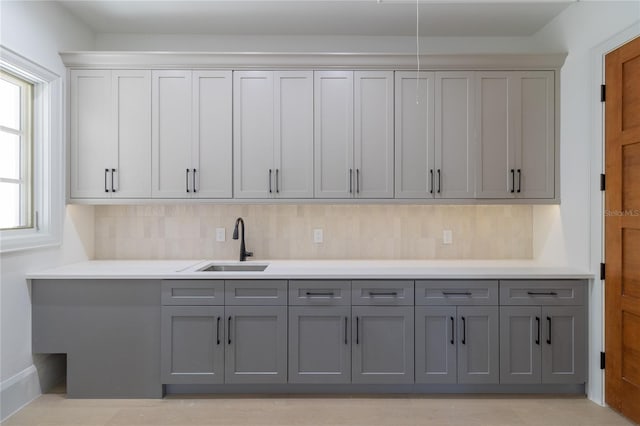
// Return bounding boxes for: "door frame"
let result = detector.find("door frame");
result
[589,22,640,406]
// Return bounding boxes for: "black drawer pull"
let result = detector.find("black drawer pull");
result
[527,291,558,296]
[356,316,359,345]
[535,316,540,345]
[450,316,455,345]
[216,316,221,345]
[369,291,398,297]
[111,168,116,192]
[185,169,190,193]
[306,291,335,297]
[442,291,472,296]
[104,169,109,192]
[461,316,466,345]
[546,316,552,345]
[227,316,232,345]
[344,317,348,345]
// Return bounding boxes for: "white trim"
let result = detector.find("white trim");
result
[60,51,568,70]
[0,46,63,253]
[588,24,640,407]
[0,365,40,422]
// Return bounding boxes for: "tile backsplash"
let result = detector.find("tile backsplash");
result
[95,204,532,260]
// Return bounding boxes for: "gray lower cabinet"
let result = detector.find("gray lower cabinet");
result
[225,305,288,384]
[288,306,351,384]
[161,305,225,384]
[542,306,585,384]
[415,306,457,384]
[352,306,414,384]
[457,306,500,384]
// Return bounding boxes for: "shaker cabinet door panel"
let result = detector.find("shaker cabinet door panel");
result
[541,306,586,384]
[499,306,542,384]
[415,306,457,384]
[457,306,499,384]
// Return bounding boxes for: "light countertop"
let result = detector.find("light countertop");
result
[26,259,593,280]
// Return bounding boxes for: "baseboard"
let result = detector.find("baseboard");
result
[1,354,66,422]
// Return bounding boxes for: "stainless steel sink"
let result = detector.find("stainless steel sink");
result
[198,263,269,272]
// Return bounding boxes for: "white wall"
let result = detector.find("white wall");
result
[0,1,95,421]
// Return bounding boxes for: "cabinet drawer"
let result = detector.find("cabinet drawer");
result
[289,280,351,306]
[161,280,224,305]
[352,280,414,306]
[500,280,586,306]
[225,280,288,305]
[415,280,498,306]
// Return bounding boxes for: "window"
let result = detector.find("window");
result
[1,70,33,230]
[0,47,63,253]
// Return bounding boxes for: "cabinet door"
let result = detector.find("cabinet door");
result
[70,70,115,198]
[224,306,287,384]
[457,306,499,384]
[541,306,586,384]
[475,72,514,198]
[152,70,192,198]
[314,71,353,198]
[354,71,394,198]
[233,71,274,198]
[435,72,475,199]
[161,306,224,384]
[395,71,435,199]
[516,71,555,199]
[352,306,414,384]
[288,306,351,384]
[274,71,314,198]
[415,306,457,384]
[112,70,151,198]
[192,71,232,198]
[499,306,541,384]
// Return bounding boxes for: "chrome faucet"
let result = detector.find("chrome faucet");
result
[232,217,253,262]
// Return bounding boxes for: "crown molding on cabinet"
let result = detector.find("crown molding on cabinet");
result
[60,51,567,70]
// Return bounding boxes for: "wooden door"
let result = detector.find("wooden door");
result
[233,71,274,198]
[274,71,314,199]
[435,71,475,199]
[354,71,394,198]
[192,70,232,198]
[314,71,354,198]
[151,70,192,198]
[394,71,435,199]
[605,35,640,424]
[70,70,114,198]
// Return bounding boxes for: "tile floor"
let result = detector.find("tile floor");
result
[3,393,633,426]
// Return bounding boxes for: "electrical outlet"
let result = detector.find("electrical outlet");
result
[313,228,323,244]
[443,229,453,245]
[216,227,226,242]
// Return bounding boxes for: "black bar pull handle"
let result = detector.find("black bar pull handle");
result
[429,169,434,194]
[269,169,272,193]
[275,169,279,193]
[344,317,348,345]
[356,316,359,345]
[356,169,360,194]
[306,291,335,297]
[535,316,540,345]
[349,169,353,193]
[111,168,116,192]
[442,291,472,296]
[450,316,455,345]
[546,316,552,345]
[461,316,466,345]
[216,316,221,345]
[369,291,398,297]
[517,169,522,193]
[105,169,109,192]
[437,169,441,194]
[193,168,197,193]
[227,316,232,345]
[186,169,190,193]
[527,291,558,296]
[510,169,515,193]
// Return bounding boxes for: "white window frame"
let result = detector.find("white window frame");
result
[0,46,63,253]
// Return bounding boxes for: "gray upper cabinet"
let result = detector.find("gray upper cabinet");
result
[70,70,151,199]
[234,71,313,199]
[152,70,232,198]
[288,306,351,384]
[457,306,500,384]
[415,306,457,384]
[225,305,288,384]
[352,306,414,384]
[394,71,475,199]
[161,305,225,384]
[476,71,555,199]
[315,71,394,198]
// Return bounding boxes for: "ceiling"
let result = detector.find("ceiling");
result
[56,0,575,37]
